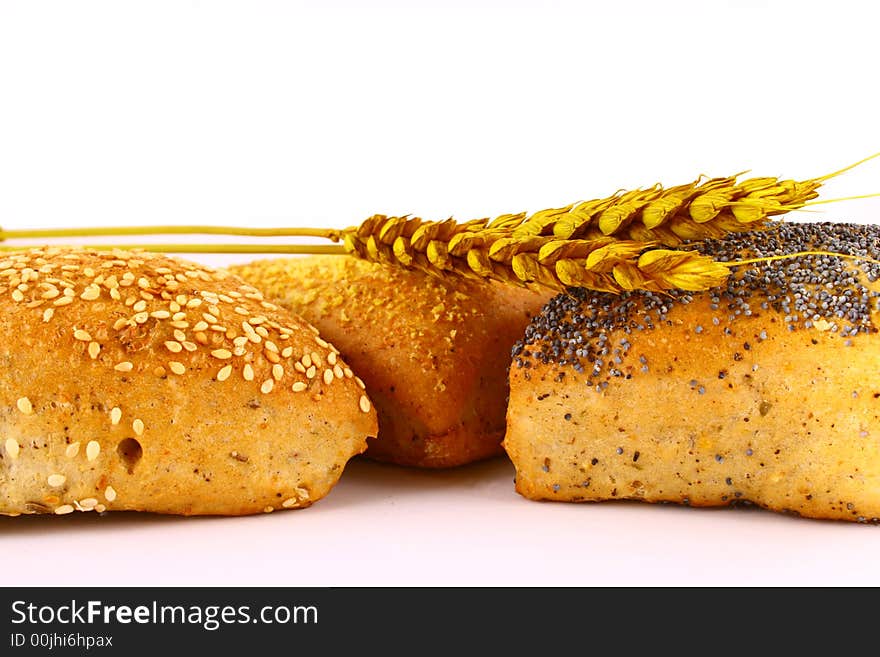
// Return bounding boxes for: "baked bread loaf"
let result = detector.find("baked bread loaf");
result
[231,255,551,467]
[0,247,376,516]
[505,222,880,522]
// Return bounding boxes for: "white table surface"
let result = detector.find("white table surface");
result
[5,454,880,587]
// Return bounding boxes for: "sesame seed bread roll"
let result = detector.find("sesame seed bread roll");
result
[0,247,376,517]
[230,255,552,467]
[505,222,880,522]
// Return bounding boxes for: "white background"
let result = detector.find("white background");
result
[1,0,879,586]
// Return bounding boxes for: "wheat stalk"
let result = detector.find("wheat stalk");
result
[1,155,876,293]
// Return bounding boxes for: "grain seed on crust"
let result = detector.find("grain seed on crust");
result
[5,438,20,459]
[86,440,101,461]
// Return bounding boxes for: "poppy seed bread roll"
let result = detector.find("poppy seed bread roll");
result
[0,247,376,517]
[505,222,880,522]
[231,255,552,467]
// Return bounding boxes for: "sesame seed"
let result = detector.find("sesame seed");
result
[79,285,101,301]
[234,306,249,315]
[355,376,366,389]
[11,289,24,302]
[217,364,233,381]
[203,313,218,323]
[327,351,337,365]
[110,407,122,425]
[5,438,20,459]
[243,364,254,381]
[86,440,100,461]
[132,311,149,324]
[181,341,197,352]
[53,296,73,306]
[343,367,353,378]
[73,329,92,341]
[48,473,66,487]
[133,299,147,312]
[150,310,171,319]
[359,395,371,413]
[282,498,299,508]
[211,349,232,360]
[132,419,145,436]
[104,486,117,502]
[281,346,293,358]
[95,504,106,513]
[114,361,134,372]
[42,308,54,322]
[302,354,312,368]
[173,329,187,342]
[79,498,98,509]
[272,364,284,381]
[310,351,321,367]
[193,321,208,332]
[164,341,183,353]
[333,364,344,379]
[66,441,80,458]
[87,341,101,359]
[315,336,329,348]
[306,366,316,379]
[169,361,186,375]
[54,504,75,515]
[292,382,307,392]
[263,506,274,513]
[323,369,334,385]
[294,362,306,374]
[260,379,274,394]
[16,397,33,415]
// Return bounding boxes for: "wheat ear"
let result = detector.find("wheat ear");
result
[339,214,730,293]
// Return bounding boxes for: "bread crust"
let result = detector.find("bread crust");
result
[505,223,880,522]
[231,256,551,467]
[0,248,377,516]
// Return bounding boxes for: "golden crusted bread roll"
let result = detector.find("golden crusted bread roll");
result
[231,256,551,467]
[0,247,376,517]
[505,222,880,522]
